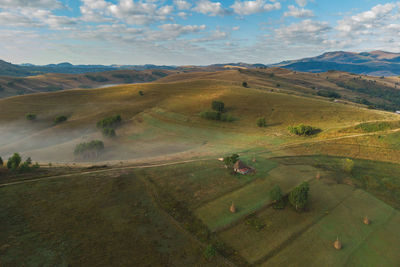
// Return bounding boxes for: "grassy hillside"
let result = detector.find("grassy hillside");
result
[0,69,172,98]
[0,69,396,163]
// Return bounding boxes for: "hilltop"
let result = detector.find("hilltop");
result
[273,51,400,76]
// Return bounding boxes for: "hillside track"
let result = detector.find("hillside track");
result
[1,127,399,188]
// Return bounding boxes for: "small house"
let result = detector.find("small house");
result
[233,160,252,174]
[396,111,400,114]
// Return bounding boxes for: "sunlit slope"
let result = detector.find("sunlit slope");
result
[0,72,396,162]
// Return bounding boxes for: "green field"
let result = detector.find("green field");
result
[0,171,227,266]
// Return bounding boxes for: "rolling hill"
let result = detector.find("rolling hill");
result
[1,68,400,266]
[273,51,400,76]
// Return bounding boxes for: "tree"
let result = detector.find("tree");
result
[211,101,224,112]
[26,113,37,121]
[223,154,239,168]
[342,158,354,173]
[204,244,216,260]
[270,185,283,203]
[138,90,144,96]
[289,181,310,211]
[102,127,116,137]
[54,115,67,124]
[256,117,266,127]
[7,153,22,170]
[0,156,3,166]
[242,81,248,87]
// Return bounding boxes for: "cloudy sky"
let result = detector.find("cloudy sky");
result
[1,0,400,65]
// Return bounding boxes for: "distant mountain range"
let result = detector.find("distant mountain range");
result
[2,50,400,77]
[273,51,400,76]
[0,60,177,77]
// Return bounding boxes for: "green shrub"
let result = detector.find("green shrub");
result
[256,117,266,127]
[211,101,225,112]
[138,90,144,96]
[242,81,248,87]
[26,113,36,121]
[342,158,354,173]
[245,213,265,231]
[54,115,67,124]
[200,111,220,121]
[204,244,216,260]
[288,124,320,136]
[96,115,122,129]
[289,182,310,211]
[102,127,116,138]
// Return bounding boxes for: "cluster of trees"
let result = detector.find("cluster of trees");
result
[256,117,267,127]
[74,140,104,159]
[317,90,341,99]
[1,153,39,172]
[54,115,67,124]
[288,124,319,136]
[269,181,310,211]
[96,115,122,137]
[200,101,234,122]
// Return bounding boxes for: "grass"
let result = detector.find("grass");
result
[0,171,226,266]
[275,155,400,209]
[194,160,317,232]
[0,70,396,163]
[219,180,354,264]
[263,190,399,266]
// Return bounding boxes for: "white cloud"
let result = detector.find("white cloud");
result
[337,3,399,36]
[174,0,191,10]
[231,0,280,15]
[193,0,228,16]
[232,26,240,31]
[275,19,331,44]
[0,0,62,9]
[284,5,314,18]
[295,0,307,8]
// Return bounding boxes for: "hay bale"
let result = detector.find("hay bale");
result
[334,237,342,250]
[230,202,236,213]
[363,216,371,225]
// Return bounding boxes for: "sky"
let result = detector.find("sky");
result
[0,0,400,65]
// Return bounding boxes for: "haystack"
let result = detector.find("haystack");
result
[363,216,371,225]
[230,202,236,213]
[334,237,342,250]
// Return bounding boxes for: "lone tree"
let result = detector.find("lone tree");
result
[342,158,354,173]
[0,156,3,166]
[256,117,267,127]
[212,100,225,112]
[242,81,248,87]
[7,153,22,171]
[223,154,239,168]
[270,185,283,203]
[289,181,310,211]
[26,113,36,121]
